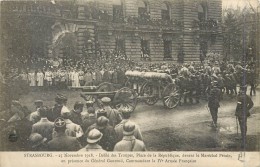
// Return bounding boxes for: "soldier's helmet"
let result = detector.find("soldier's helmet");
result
[29,133,47,148]
[87,129,103,144]
[96,116,109,129]
[123,121,136,136]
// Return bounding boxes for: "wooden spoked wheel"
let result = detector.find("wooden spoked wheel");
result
[113,87,138,112]
[140,82,159,105]
[162,83,181,109]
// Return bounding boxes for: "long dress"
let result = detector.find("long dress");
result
[72,72,80,87]
[28,72,36,86]
[37,72,44,86]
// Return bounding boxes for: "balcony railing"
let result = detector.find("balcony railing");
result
[192,19,218,32]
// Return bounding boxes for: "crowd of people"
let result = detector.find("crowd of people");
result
[0,94,146,151]
[0,52,258,151]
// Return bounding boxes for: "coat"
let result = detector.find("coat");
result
[31,118,54,141]
[103,106,122,128]
[64,119,83,138]
[47,133,81,151]
[115,120,143,142]
[235,93,254,118]
[208,87,221,108]
[86,123,117,151]
[29,110,41,124]
[70,110,83,126]
[113,136,146,151]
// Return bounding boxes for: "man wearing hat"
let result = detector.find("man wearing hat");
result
[29,100,43,124]
[48,117,82,151]
[235,86,254,148]
[78,129,106,152]
[115,107,143,141]
[114,121,146,151]
[99,97,122,128]
[29,133,47,151]
[49,94,68,121]
[70,101,84,126]
[31,106,54,141]
[86,116,117,151]
[61,107,83,138]
[82,107,97,132]
[207,80,221,128]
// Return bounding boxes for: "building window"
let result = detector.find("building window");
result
[113,0,123,22]
[198,3,207,21]
[161,2,171,21]
[164,40,172,60]
[141,39,150,61]
[138,1,150,24]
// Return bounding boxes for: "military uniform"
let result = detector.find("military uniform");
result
[235,89,254,148]
[47,117,82,151]
[115,120,143,142]
[207,82,221,127]
[31,118,54,141]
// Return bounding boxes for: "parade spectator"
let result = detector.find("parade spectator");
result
[114,121,146,151]
[60,107,83,138]
[70,101,84,126]
[31,106,54,141]
[78,129,106,152]
[86,116,117,151]
[48,117,82,151]
[36,70,44,87]
[115,107,143,142]
[82,107,96,132]
[49,94,68,121]
[29,100,43,124]
[29,133,48,151]
[98,97,122,128]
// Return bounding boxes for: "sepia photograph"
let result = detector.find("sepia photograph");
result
[0,0,260,164]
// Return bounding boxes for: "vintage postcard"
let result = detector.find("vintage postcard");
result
[0,0,259,166]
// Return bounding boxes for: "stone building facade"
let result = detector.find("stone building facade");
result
[1,0,222,63]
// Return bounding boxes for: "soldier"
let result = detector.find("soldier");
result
[60,107,83,138]
[78,129,106,152]
[31,106,54,141]
[114,121,146,151]
[86,116,117,151]
[49,94,68,122]
[98,97,122,127]
[235,86,254,148]
[48,117,82,151]
[207,81,221,128]
[115,107,143,142]
[29,133,48,151]
[82,107,96,132]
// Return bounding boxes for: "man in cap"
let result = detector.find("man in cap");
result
[31,106,54,141]
[85,116,117,151]
[49,94,68,121]
[98,97,122,128]
[114,121,146,151]
[29,133,48,151]
[48,117,82,151]
[70,101,84,126]
[78,129,106,152]
[29,100,43,124]
[207,80,221,128]
[235,86,254,148]
[115,107,143,141]
[61,107,83,138]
